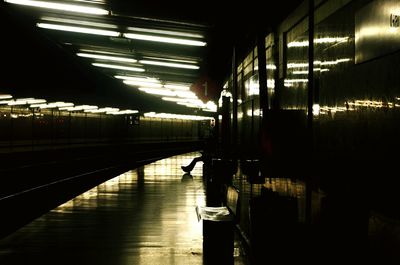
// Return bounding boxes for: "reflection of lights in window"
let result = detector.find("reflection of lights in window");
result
[246,109,262,117]
[288,59,351,69]
[127,27,204,39]
[287,37,349,47]
[267,79,275,89]
[93,63,145,72]
[144,112,213,121]
[284,79,309,83]
[139,60,199,69]
[248,77,259,96]
[292,69,330,74]
[41,17,117,29]
[77,53,137,63]
[5,0,109,15]
[123,33,207,46]
[254,64,277,70]
[37,23,120,37]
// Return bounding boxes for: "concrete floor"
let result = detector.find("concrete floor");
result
[0,152,246,265]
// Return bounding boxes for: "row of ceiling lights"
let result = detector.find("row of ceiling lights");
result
[0,94,214,120]
[4,0,218,113]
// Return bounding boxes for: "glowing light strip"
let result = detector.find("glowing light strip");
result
[138,88,176,97]
[128,27,204,39]
[0,94,13,100]
[41,17,117,29]
[139,60,199,69]
[164,84,190,91]
[93,63,145,72]
[37,23,120,37]
[123,80,162,88]
[5,0,109,15]
[144,112,213,121]
[77,53,137,63]
[115,75,159,83]
[123,33,206,47]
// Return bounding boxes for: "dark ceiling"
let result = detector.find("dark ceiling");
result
[0,0,302,115]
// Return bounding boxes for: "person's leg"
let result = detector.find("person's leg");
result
[181,156,203,172]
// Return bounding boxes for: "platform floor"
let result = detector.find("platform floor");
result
[0,152,245,265]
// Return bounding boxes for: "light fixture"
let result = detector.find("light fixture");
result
[123,80,162,88]
[123,33,206,47]
[93,63,145,72]
[139,60,199,69]
[163,84,191,91]
[115,75,159,83]
[0,94,13,100]
[5,0,109,15]
[77,53,137,63]
[41,17,116,29]
[37,23,120,37]
[128,27,204,39]
[138,88,176,97]
[144,112,213,121]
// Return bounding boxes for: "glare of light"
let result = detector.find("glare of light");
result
[248,78,259,96]
[77,53,137,63]
[164,84,191,91]
[287,37,349,47]
[92,63,145,72]
[143,56,198,64]
[123,33,207,47]
[292,68,330,74]
[115,75,159,83]
[41,17,117,29]
[284,79,309,83]
[127,27,204,39]
[138,88,176,97]
[123,80,163,88]
[288,58,351,68]
[267,79,275,89]
[255,64,277,71]
[139,60,199,70]
[37,23,120,37]
[206,101,217,112]
[161,97,187,102]
[246,109,262,116]
[0,94,12,100]
[5,0,109,15]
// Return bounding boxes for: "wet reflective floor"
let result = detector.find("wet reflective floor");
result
[0,152,246,265]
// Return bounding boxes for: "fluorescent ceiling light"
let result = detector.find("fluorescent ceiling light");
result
[123,33,206,47]
[0,94,13,100]
[143,56,198,64]
[59,105,98,111]
[77,53,137,63]
[93,63,145,72]
[5,0,109,15]
[138,88,176,97]
[164,84,191,91]
[175,91,197,99]
[107,110,138,115]
[123,80,162,88]
[128,27,204,39]
[41,17,117,29]
[140,60,199,69]
[37,23,120,37]
[144,112,213,121]
[115,75,159,83]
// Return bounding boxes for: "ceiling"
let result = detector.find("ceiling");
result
[0,0,302,115]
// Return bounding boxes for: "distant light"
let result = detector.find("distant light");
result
[139,60,199,69]
[107,110,138,115]
[123,33,207,47]
[85,107,119,113]
[93,63,145,72]
[123,80,162,88]
[77,53,137,63]
[128,27,204,39]
[37,23,120,37]
[5,0,109,15]
[59,105,98,111]
[30,102,74,109]
[0,94,13,100]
